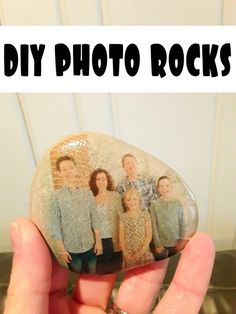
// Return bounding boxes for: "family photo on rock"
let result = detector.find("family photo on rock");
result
[48,150,186,274]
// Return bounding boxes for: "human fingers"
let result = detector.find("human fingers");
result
[94,244,103,256]
[72,273,116,311]
[50,259,69,293]
[156,247,164,254]
[153,232,215,314]
[4,217,52,314]
[113,260,169,314]
[94,245,98,255]
[59,254,69,264]
[49,259,70,314]
[65,253,72,263]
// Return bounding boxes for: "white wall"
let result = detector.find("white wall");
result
[0,0,235,252]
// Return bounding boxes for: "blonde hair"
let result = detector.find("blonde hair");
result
[123,188,141,211]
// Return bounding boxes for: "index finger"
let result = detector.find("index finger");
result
[113,260,169,314]
[154,233,215,314]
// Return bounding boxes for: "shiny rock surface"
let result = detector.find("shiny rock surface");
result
[30,132,198,274]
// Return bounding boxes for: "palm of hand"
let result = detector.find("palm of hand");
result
[4,218,215,314]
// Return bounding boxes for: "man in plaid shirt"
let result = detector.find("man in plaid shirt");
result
[116,153,158,211]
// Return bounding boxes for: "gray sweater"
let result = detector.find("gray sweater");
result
[150,198,185,247]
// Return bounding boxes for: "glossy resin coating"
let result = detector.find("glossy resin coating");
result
[30,132,198,274]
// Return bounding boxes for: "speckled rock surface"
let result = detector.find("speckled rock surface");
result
[30,132,198,274]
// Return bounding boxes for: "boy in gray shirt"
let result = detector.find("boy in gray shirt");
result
[150,176,185,259]
[50,155,102,273]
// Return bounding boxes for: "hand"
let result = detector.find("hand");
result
[4,218,215,314]
[155,246,165,254]
[58,250,72,264]
[94,242,103,255]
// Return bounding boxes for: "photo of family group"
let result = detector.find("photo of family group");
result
[40,133,194,275]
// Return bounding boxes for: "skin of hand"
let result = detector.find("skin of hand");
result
[4,218,215,314]
[94,242,103,256]
[94,230,103,256]
[55,240,72,264]
[58,251,72,264]
[155,246,165,254]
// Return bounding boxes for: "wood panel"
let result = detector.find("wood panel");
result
[59,0,103,25]
[0,94,35,251]
[223,0,236,25]
[20,94,80,160]
[101,0,221,25]
[0,0,62,24]
[75,94,114,135]
[208,94,236,249]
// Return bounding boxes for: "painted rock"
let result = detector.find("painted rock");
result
[30,132,198,274]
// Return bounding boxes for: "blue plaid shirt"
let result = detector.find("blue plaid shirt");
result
[116,175,158,210]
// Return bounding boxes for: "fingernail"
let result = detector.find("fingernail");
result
[10,222,21,254]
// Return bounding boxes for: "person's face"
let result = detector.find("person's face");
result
[96,172,108,192]
[125,192,140,211]
[59,160,77,181]
[158,178,172,198]
[123,156,137,176]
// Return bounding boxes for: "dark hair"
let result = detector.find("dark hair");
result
[56,155,76,171]
[157,176,170,187]
[89,168,114,196]
[121,153,136,167]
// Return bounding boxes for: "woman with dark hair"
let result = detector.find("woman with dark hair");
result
[89,168,124,273]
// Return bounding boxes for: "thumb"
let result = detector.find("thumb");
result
[4,218,52,314]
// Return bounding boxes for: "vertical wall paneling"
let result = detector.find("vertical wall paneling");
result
[73,95,84,132]
[58,0,103,25]
[207,96,222,237]
[207,95,236,249]
[108,94,116,136]
[110,94,122,139]
[219,0,224,25]
[98,0,104,25]
[0,95,36,251]
[0,0,62,25]
[0,2,3,24]
[101,0,221,25]
[17,94,38,165]
[75,94,114,136]
[223,0,236,25]
[20,94,80,160]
